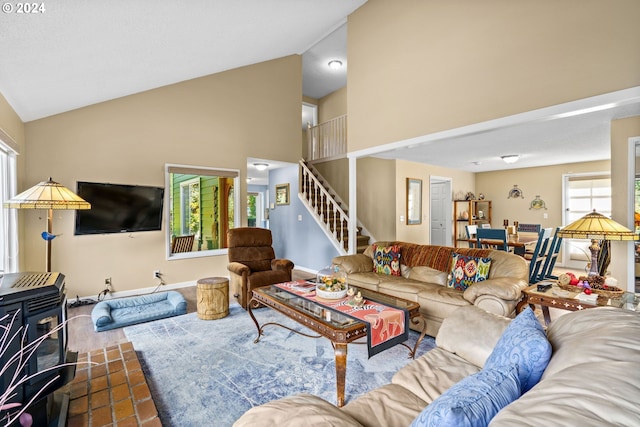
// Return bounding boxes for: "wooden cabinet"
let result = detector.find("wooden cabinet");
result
[453,200,492,247]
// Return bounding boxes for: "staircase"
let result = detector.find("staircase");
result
[298,160,371,254]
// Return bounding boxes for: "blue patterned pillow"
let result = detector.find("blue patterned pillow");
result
[484,307,551,393]
[447,253,491,291]
[410,365,521,427]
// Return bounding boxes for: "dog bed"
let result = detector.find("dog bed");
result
[91,291,187,332]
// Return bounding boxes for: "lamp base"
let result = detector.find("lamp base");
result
[588,239,600,276]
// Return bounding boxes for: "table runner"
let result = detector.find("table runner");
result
[275,281,409,358]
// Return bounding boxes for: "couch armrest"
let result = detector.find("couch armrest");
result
[462,277,527,303]
[227,261,250,276]
[233,394,364,427]
[332,254,373,274]
[272,258,294,271]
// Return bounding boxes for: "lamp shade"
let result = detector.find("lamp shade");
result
[4,178,90,210]
[557,210,638,241]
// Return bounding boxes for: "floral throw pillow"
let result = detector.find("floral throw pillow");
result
[372,244,402,276]
[447,253,491,291]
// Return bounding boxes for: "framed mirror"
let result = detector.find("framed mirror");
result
[406,178,422,225]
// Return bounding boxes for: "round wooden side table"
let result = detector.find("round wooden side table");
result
[197,277,229,320]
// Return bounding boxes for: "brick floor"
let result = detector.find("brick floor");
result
[64,342,161,427]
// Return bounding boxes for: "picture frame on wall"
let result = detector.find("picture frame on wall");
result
[275,183,290,205]
[406,178,422,225]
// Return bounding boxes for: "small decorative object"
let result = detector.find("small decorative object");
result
[478,193,485,200]
[316,265,348,299]
[508,185,523,199]
[460,210,469,220]
[347,288,365,307]
[557,274,625,298]
[529,195,547,210]
[454,190,466,201]
[465,192,476,201]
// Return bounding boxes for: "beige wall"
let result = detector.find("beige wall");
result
[611,116,640,291]
[347,0,640,151]
[318,87,347,123]
[395,160,475,244]
[21,55,302,298]
[476,160,610,232]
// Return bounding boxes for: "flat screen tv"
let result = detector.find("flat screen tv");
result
[74,181,164,235]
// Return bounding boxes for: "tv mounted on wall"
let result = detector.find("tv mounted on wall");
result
[74,181,165,235]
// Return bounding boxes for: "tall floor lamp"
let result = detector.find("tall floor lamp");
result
[4,178,91,272]
[557,210,638,277]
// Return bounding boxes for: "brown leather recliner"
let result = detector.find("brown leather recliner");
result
[227,227,294,309]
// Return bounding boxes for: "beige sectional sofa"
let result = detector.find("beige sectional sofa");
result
[233,305,640,427]
[331,241,529,336]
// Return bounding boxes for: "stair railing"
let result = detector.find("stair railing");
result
[307,114,347,161]
[304,162,375,249]
[298,160,350,254]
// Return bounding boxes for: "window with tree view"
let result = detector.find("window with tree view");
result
[166,165,239,258]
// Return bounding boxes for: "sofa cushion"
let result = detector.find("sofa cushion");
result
[232,393,363,427]
[410,364,521,427]
[436,306,511,369]
[342,384,428,427]
[484,307,551,393]
[373,244,402,276]
[447,254,491,291]
[393,347,481,404]
[408,266,448,286]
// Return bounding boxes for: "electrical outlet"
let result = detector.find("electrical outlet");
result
[154,270,161,279]
[105,277,112,291]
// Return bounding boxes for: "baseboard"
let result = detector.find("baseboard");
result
[66,278,203,304]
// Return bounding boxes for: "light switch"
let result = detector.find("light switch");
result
[297,215,302,221]
[400,215,405,222]
[270,203,275,209]
[543,213,548,219]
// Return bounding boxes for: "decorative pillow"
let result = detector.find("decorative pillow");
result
[484,307,551,393]
[372,244,401,276]
[447,254,491,291]
[410,365,521,427]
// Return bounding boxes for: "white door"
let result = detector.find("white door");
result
[430,178,452,246]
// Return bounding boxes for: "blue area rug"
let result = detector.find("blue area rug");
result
[123,303,436,426]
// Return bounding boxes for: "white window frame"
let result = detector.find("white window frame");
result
[0,130,19,273]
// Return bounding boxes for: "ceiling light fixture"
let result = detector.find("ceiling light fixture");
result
[253,163,269,171]
[501,155,519,164]
[328,60,343,70]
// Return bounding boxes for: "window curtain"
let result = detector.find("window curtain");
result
[0,132,19,273]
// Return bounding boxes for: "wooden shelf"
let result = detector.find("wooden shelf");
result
[453,200,492,247]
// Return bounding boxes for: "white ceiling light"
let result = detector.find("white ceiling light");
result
[501,155,519,164]
[253,163,269,171]
[328,60,343,70]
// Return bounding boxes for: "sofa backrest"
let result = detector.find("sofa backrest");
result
[365,241,528,281]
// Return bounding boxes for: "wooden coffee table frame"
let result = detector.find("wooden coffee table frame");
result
[248,285,427,407]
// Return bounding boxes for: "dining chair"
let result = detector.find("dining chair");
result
[517,223,542,234]
[465,225,478,248]
[535,227,563,282]
[527,227,553,283]
[476,228,509,251]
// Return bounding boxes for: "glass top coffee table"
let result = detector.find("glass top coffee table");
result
[248,283,428,407]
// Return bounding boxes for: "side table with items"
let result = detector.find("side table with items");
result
[517,280,638,326]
